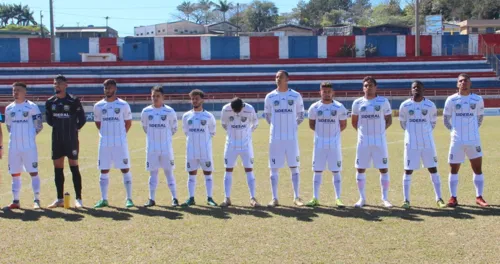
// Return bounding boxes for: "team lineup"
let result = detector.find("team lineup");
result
[0,70,489,211]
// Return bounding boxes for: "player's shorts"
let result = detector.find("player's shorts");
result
[52,139,79,160]
[186,158,214,172]
[355,144,389,169]
[404,147,438,170]
[98,145,131,170]
[448,141,483,164]
[312,147,342,172]
[269,139,300,169]
[146,152,175,171]
[8,148,38,174]
[224,147,254,169]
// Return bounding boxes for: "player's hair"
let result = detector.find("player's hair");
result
[277,70,289,78]
[189,89,205,99]
[12,82,27,89]
[54,74,67,82]
[151,85,164,94]
[412,80,424,87]
[320,81,333,88]
[458,73,470,80]
[230,97,244,112]
[363,76,377,86]
[103,79,117,86]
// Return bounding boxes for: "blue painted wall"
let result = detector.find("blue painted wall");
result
[0,38,20,62]
[366,35,397,57]
[60,38,89,62]
[210,37,240,60]
[289,36,318,59]
[122,42,154,61]
[442,35,469,56]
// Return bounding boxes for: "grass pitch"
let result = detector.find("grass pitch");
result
[1,117,500,263]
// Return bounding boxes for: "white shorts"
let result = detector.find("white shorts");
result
[404,147,438,170]
[224,147,254,169]
[8,149,38,174]
[448,142,483,164]
[313,147,342,172]
[355,144,389,169]
[269,140,300,169]
[146,152,175,171]
[98,145,131,170]
[186,159,214,172]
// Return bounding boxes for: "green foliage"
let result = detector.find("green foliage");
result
[244,0,278,32]
[320,9,349,27]
[364,43,377,57]
[0,24,47,33]
[336,43,357,57]
[0,3,37,27]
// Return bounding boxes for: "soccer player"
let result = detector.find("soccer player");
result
[141,86,179,207]
[306,82,347,208]
[4,82,43,209]
[93,79,134,208]
[443,73,488,207]
[180,89,218,207]
[398,81,446,209]
[351,76,393,208]
[45,75,87,208]
[264,70,305,207]
[220,97,260,207]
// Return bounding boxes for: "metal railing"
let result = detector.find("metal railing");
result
[480,35,500,77]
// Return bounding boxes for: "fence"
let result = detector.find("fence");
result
[480,35,500,77]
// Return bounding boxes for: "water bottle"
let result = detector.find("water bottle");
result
[64,192,70,209]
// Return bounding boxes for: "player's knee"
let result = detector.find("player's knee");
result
[290,167,299,174]
[29,172,38,177]
[379,169,388,173]
[405,170,414,175]
[11,173,21,177]
[101,170,110,174]
[225,168,234,172]
[244,168,253,172]
[357,169,366,173]
[121,169,129,173]
[203,171,212,176]
[428,167,437,174]
[68,159,79,166]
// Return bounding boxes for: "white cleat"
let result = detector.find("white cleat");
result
[354,199,366,208]
[75,199,83,208]
[382,200,393,208]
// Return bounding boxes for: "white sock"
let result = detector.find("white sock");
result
[449,173,458,197]
[164,169,177,199]
[473,173,484,197]
[31,175,40,200]
[246,171,256,198]
[380,173,390,201]
[12,176,21,201]
[403,174,411,201]
[123,172,133,200]
[332,172,341,199]
[313,172,322,199]
[205,174,213,198]
[188,175,196,198]
[224,171,233,198]
[356,172,366,200]
[291,167,300,199]
[430,173,442,200]
[270,168,279,200]
[99,173,109,200]
[148,170,159,200]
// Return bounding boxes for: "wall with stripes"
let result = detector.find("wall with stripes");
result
[0,34,495,63]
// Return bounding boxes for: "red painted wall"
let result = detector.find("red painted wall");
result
[406,35,432,57]
[327,36,355,57]
[99,46,119,57]
[28,38,51,62]
[249,37,279,60]
[484,99,500,108]
[479,34,500,54]
[99,38,117,47]
[164,37,201,60]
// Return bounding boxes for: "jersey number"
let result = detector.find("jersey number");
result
[407,160,410,166]
[272,158,275,164]
[187,162,191,169]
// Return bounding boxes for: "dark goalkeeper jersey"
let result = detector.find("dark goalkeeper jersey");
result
[45,93,87,142]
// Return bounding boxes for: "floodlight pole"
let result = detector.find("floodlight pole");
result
[415,0,420,56]
[50,0,55,62]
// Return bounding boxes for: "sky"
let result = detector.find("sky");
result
[6,0,388,36]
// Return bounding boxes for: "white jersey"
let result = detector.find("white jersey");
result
[443,93,484,143]
[264,89,304,142]
[93,98,132,147]
[399,98,437,150]
[5,100,42,151]
[141,104,177,154]
[221,103,258,151]
[352,96,392,146]
[308,100,348,149]
[182,110,216,160]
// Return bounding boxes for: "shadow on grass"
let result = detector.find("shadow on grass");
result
[76,206,134,221]
[178,205,231,219]
[221,205,273,219]
[0,208,84,222]
[113,205,184,220]
[260,206,319,222]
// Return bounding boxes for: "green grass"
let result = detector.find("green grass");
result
[1,117,500,263]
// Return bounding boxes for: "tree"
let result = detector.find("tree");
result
[177,1,196,21]
[244,0,279,32]
[277,12,299,25]
[196,0,214,24]
[213,0,232,22]
[0,4,37,27]
[321,9,349,27]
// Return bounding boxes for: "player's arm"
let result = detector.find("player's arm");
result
[75,98,87,130]
[5,109,11,133]
[308,105,316,131]
[220,108,228,131]
[45,100,53,127]
[209,115,216,137]
[351,102,359,130]
[430,105,437,129]
[140,110,148,134]
[339,106,348,132]
[398,104,407,130]
[443,98,453,131]
[124,104,133,133]
[33,105,43,134]
[384,100,392,129]
[0,115,3,159]
[251,108,259,131]
[170,111,178,135]
[264,96,272,125]
[296,94,305,125]
[93,104,101,130]
[477,98,485,128]
[182,115,189,136]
